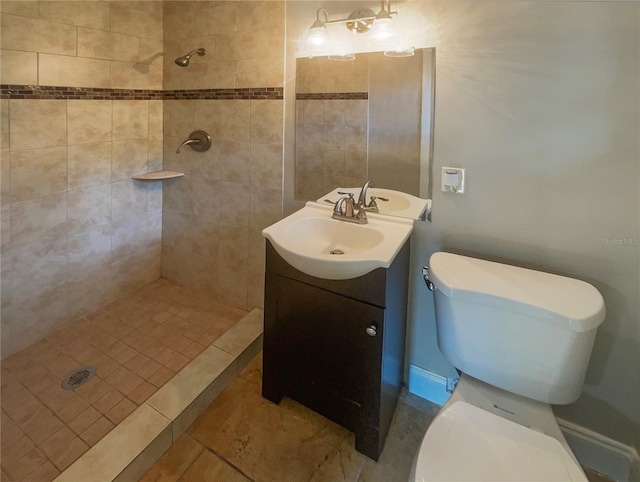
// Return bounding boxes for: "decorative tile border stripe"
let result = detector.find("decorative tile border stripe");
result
[0,85,164,100]
[296,92,368,100]
[0,85,284,100]
[164,87,283,100]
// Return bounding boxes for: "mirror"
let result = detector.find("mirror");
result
[294,48,435,220]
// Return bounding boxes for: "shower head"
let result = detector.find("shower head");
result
[174,48,206,67]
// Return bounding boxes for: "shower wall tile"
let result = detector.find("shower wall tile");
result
[110,3,162,41]
[68,142,113,191]
[147,182,163,212]
[258,26,285,58]
[10,147,68,202]
[161,2,284,311]
[1,14,76,55]
[193,101,220,140]
[111,60,163,90]
[113,101,149,141]
[250,100,283,145]
[111,180,148,223]
[112,138,149,181]
[1,99,9,152]
[190,61,237,90]
[0,49,38,85]
[10,193,68,246]
[68,100,113,146]
[38,1,111,30]
[218,225,249,268]
[3,283,70,358]
[195,3,237,36]
[112,1,163,16]
[192,140,221,182]
[10,237,69,298]
[67,263,115,321]
[236,57,284,89]
[220,141,251,185]
[148,101,164,136]
[138,38,164,65]
[215,31,261,62]
[9,100,67,151]
[0,1,39,17]
[67,184,112,234]
[1,1,164,357]
[1,205,11,254]
[220,101,251,143]
[77,28,139,63]
[250,144,282,190]
[218,261,248,309]
[39,54,112,89]
[247,266,265,311]
[165,100,195,139]
[249,186,282,231]
[191,178,220,219]
[67,226,113,273]
[219,182,250,227]
[236,1,284,31]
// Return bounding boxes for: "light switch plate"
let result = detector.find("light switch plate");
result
[441,167,465,193]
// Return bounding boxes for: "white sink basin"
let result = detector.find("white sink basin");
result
[319,187,430,220]
[262,202,413,280]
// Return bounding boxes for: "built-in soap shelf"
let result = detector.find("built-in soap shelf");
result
[132,170,184,181]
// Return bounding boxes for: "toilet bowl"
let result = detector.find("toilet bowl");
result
[411,252,606,482]
[411,375,587,481]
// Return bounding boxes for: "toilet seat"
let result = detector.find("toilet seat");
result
[414,401,587,482]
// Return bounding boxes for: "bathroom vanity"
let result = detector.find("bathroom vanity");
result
[262,240,410,461]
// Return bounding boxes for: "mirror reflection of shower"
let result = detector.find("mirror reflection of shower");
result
[174,48,206,67]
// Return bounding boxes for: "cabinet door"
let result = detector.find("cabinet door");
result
[265,274,384,413]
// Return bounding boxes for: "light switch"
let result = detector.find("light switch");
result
[441,167,465,193]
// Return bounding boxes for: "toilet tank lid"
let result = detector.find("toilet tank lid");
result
[428,252,606,332]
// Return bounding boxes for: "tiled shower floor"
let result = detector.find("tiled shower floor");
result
[0,278,247,482]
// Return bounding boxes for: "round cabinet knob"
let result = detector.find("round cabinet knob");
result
[365,325,377,337]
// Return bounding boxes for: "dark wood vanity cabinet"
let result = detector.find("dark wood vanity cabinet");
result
[262,240,410,461]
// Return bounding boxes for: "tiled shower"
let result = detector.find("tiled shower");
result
[1,0,285,356]
[0,1,284,479]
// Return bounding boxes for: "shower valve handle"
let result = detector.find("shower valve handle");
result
[176,130,211,154]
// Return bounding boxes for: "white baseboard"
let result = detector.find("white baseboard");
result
[408,365,451,406]
[558,418,639,482]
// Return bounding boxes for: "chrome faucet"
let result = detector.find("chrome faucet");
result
[332,193,368,224]
[357,180,388,213]
[357,180,374,208]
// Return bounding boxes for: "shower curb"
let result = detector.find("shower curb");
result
[54,308,264,482]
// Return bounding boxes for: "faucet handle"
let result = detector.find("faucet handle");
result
[368,195,388,208]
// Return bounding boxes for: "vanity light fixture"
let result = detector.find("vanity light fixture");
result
[328,53,356,62]
[306,8,329,48]
[384,47,415,57]
[303,1,399,56]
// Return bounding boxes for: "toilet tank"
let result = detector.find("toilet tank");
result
[428,252,606,405]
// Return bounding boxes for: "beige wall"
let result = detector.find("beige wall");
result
[0,1,164,357]
[285,1,640,449]
[160,1,284,311]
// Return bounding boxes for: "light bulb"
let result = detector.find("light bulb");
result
[307,25,328,46]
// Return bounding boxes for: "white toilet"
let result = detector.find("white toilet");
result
[411,252,606,482]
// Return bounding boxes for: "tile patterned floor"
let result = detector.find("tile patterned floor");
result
[0,278,247,482]
[143,354,618,482]
[142,353,441,482]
